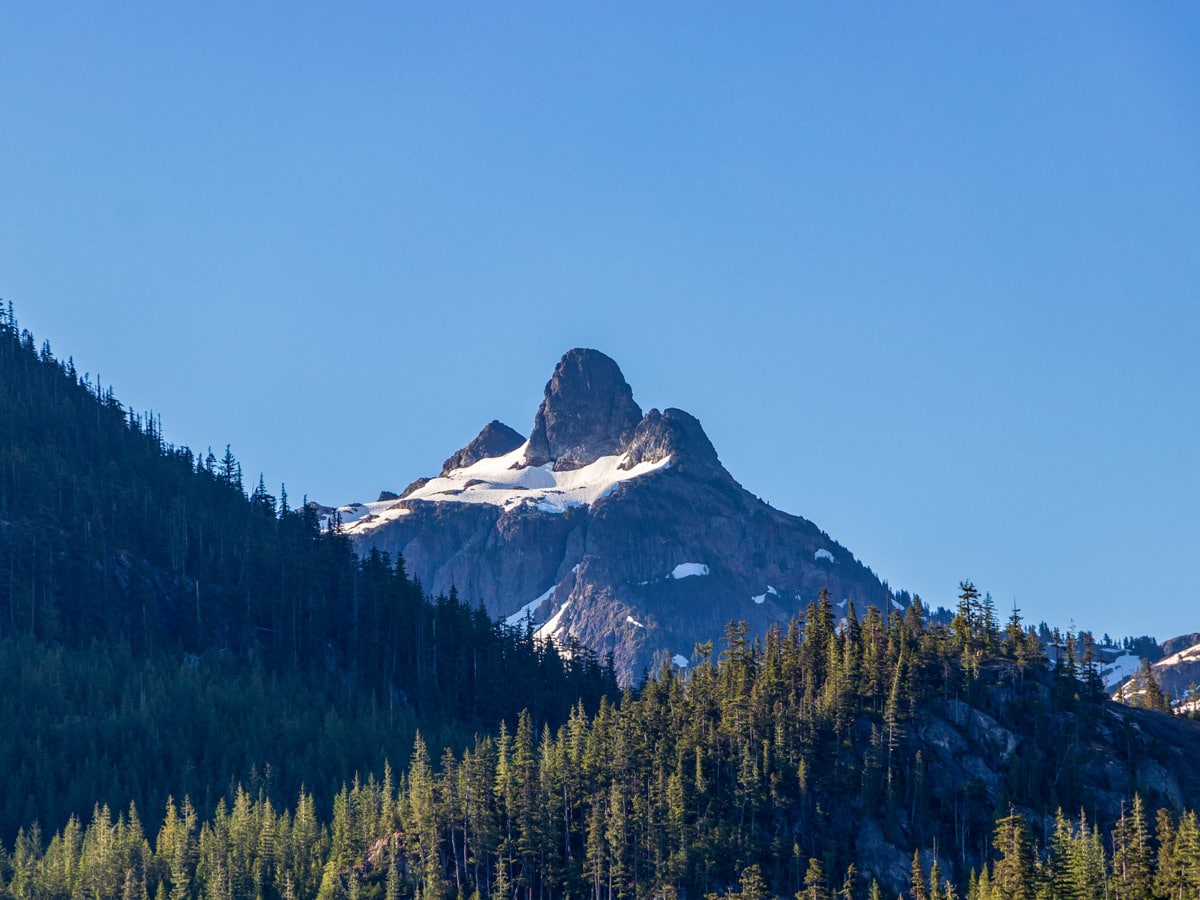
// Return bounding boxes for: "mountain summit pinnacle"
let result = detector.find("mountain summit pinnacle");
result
[524,348,643,470]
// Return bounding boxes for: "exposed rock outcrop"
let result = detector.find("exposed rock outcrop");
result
[1162,633,1200,657]
[441,421,525,475]
[621,407,728,481]
[524,348,642,470]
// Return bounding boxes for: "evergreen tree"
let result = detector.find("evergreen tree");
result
[802,857,831,900]
[1111,795,1153,900]
[991,808,1033,900]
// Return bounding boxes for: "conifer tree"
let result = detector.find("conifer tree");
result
[991,807,1033,900]
[801,857,831,900]
[910,851,929,900]
[1111,795,1153,900]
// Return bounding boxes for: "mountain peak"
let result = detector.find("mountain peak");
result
[622,407,729,481]
[337,345,892,682]
[441,420,526,475]
[525,348,642,470]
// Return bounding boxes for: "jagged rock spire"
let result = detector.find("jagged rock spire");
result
[525,348,643,470]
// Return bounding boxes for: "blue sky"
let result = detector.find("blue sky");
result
[2,4,1197,642]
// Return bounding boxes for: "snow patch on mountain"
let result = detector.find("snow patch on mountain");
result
[337,442,671,535]
[814,549,835,562]
[670,563,709,579]
[1158,642,1200,669]
[626,615,645,628]
[673,654,690,667]
[535,599,571,641]
[1100,652,1142,692]
[1177,693,1200,715]
[506,584,556,627]
[752,586,779,605]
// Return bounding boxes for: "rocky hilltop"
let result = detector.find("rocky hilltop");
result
[334,349,894,682]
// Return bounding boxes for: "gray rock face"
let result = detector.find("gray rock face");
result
[524,349,642,470]
[1162,634,1200,657]
[856,819,915,892]
[621,407,727,481]
[856,683,1200,897]
[441,421,526,475]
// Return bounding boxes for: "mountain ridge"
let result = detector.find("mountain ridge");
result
[337,348,895,681]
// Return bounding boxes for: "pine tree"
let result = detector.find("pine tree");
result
[991,808,1033,900]
[910,851,929,900]
[738,864,769,900]
[1111,795,1153,900]
[801,857,831,900]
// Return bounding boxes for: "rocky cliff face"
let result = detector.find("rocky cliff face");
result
[335,348,894,683]
[857,669,1200,894]
[524,348,643,469]
[440,420,525,475]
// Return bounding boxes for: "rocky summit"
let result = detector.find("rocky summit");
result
[334,348,895,682]
[525,348,643,469]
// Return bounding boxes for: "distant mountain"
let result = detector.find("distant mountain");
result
[334,348,895,682]
[1162,632,1200,658]
[1154,636,1200,706]
[1091,632,1200,709]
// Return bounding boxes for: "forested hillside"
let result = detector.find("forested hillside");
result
[0,305,616,839]
[3,589,1200,899]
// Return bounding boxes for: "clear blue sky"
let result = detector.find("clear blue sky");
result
[2,4,1197,643]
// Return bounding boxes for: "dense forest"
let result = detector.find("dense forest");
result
[3,303,1198,899]
[0,305,616,839]
[1,591,1197,900]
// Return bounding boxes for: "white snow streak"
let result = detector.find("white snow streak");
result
[506,585,556,627]
[535,599,571,641]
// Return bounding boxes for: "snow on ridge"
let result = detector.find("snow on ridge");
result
[338,441,671,535]
[673,654,690,667]
[626,615,645,628]
[325,500,411,535]
[535,599,571,641]
[506,584,557,627]
[1157,642,1200,669]
[814,549,835,562]
[670,563,709,580]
